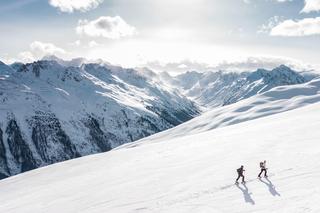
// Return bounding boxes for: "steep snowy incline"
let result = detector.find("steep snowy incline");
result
[0,98,320,212]
[133,77,320,143]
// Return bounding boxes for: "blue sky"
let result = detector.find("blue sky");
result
[0,0,320,71]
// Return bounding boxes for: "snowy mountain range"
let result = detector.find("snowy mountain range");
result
[167,65,316,107]
[0,56,318,179]
[0,74,320,212]
[0,59,199,179]
[132,77,320,145]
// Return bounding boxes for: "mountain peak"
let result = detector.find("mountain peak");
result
[278,64,291,69]
[272,64,293,72]
[42,54,62,61]
[42,55,86,67]
[0,60,15,75]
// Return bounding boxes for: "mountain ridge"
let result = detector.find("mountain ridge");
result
[0,59,199,178]
[169,64,314,107]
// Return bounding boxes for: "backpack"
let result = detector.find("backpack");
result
[260,162,263,168]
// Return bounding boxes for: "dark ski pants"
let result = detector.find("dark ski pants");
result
[258,169,267,177]
[236,173,245,182]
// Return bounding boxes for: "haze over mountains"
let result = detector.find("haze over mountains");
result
[0,56,318,179]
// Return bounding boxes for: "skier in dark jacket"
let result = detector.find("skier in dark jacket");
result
[236,165,245,183]
[258,160,268,178]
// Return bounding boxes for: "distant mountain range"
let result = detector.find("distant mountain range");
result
[166,65,317,107]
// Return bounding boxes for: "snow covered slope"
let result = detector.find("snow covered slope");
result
[0,60,199,178]
[0,90,320,212]
[169,65,315,107]
[135,77,320,143]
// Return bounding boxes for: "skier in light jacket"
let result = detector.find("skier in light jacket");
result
[258,160,268,178]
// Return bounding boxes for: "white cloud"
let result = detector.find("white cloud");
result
[69,40,81,46]
[18,51,35,62]
[76,16,136,39]
[301,0,320,13]
[30,41,66,58]
[258,16,283,34]
[178,64,188,69]
[13,41,67,63]
[270,17,320,36]
[144,56,314,73]
[49,0,103,13]
[213,56,311,72]
[88,40,99,47]
[144,60,210,73]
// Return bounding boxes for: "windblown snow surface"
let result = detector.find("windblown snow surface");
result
[0,79,320,212]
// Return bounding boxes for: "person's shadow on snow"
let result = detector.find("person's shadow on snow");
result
[259,177,281,196]
[236,183,255,205]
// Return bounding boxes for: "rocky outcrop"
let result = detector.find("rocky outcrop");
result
[29,111,80,164]
[0,128,9,179]
[6,119,37,173]
[84,116,113,152]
